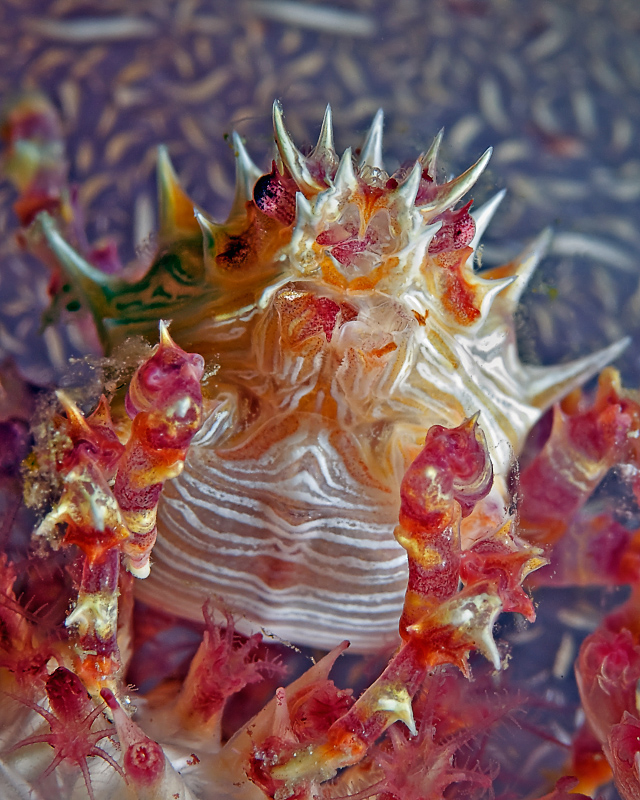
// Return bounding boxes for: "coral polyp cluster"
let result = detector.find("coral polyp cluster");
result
[3,93,640,800]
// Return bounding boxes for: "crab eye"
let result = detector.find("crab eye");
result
[253,163,297,225]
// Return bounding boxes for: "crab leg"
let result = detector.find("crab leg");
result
[247,416,529,798]
[33,323,204,696]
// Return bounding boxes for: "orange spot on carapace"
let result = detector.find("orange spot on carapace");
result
[370,342,398,358]
[434,247,480,326]
[412,309,429,326]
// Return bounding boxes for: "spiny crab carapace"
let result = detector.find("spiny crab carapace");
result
[3,93,640,800]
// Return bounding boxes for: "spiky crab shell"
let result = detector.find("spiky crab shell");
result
[128,103,625,652]
[34,102,626,651]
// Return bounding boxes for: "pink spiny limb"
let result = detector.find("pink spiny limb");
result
[519,367,640,548]
[115,322,204,578]
[124,320,204,420]
[459,520,547,622]
[67,548,123,692]
[55,391,124,480]
[257,419,498,793]
[32,390,154,694]
[8,667,125,800]
[34,451,128,691]
[174,602,285,740]
[395,415,493,634]
[265,451,506,790]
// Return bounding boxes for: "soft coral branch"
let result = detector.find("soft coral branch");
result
[173,602,286,742]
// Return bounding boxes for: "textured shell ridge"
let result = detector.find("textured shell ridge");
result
[126,102,628,652]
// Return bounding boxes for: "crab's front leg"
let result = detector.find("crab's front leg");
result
[33,394,130,690]
[395,415,544,671]
[114,321,205,578]
[248,416,543,798]
[395,415,493,650]
[33,322,204,697]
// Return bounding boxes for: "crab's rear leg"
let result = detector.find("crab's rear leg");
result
[519,367,640,550]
